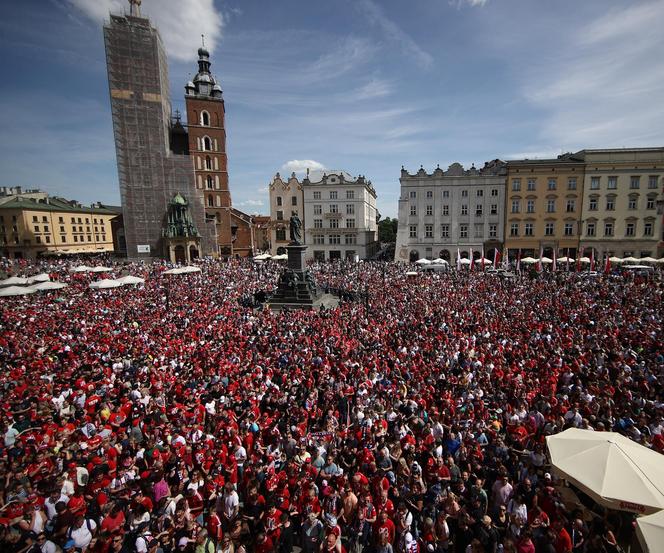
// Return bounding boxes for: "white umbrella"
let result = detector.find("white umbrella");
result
[178,266,201,274]
[27,273,51,284]
[558,256,574,263]
[89,266,113,273]
[479,258,492,265]
[521,257,538,264]
[405,271,419,276]
[0,285,36,297]
[89,279,123,289]
[655,258,664,264]
[29,281,68,291]
[540,257,553,264]
[415,258,431,265]
[163,268,181,275]
[0,276,29,287]
[546,428,664,515]
[623,256,640,263]
[116,275,145,286]
[272,254,288,260]
[431,258,449,265]
[609,256,624,263]
[637,510,664,553]
[459,258,472,265]
[578,256,591,264]
[638,257,657,264]
[71,265,92,273]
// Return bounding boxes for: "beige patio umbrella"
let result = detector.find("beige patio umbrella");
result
[639,257,657,264]
[636,510,664,553]
[89,279,123,289]
[115,275,145,286]
[540,257,553,264]
[0,276,29,287]
[29,281,68,291]
[608,256,624,264]
[521,257,538,264]
[546,428,664,515]
[623,256,640,263]
[578,256,591,264]
[0,285,36,297]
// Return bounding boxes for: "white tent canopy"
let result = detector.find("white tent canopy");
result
[637,510,664,553]
[656,258,664,264]
[459,258,472,265]
[116,275,145,286]
[0,276,29,287]
[89,279,123,289]
[27,273,51,284]
[479,258,492,265]
[546,428,664,515]
[578,256,591,263]
[431,258,449,265]
[71,265,92,273]
[272,254,288,260]
[88,266,113,273]
[29,281,68,291]
[622,256,640,263]
[639,257,657,264]
[0,285,36,297]
[540,257,553,264]
[520,257,538,264]
[558,256,574,263]
[163,266,202,275]
[415,258,431,265]
[608,256,624,263]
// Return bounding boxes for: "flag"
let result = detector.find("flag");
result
[456,248,461,271]
[469,248,475,271]
[590,249,595,272]
[552,249,557,272]
[481,246,485,271]
[537,245,544,272]
[577,247,583,272]
[604,253,611,273]
[566,248,570,272]
[493,248,501,267]
[516,249,521,272]
[503,248,509,270]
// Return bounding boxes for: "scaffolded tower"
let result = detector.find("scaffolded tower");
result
[103,4,215,259]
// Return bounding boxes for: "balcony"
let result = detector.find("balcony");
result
[324,212,343,219]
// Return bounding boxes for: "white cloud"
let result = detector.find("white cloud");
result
[67,0,223,62]
[450,0,488,6]
[356,0,433,69]
[351,78,393,101]
[281,160,326,174]
[237,199,264,207]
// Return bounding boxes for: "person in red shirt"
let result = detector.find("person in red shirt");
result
[253,531,273,553]
[373,510,395,546]
[553,519,573,553]
[100,502,125,536]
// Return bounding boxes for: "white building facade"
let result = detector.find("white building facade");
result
[268,170,378,260]
[395,161,507,263]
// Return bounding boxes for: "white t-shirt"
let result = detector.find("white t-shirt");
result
[223,490,239,519]
[69,519,97,548]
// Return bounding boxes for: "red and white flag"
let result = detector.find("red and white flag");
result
[469,248,475,271]
[456,248,461,271]
[566,249,571,272]
[493,248,501,267]
[590,249,595,272]
[577,247,583,272]
[604,253,611,273]
[552,249,557,272]
[481,246,485,271]
[516,249,521,272]
[537,245,544,272]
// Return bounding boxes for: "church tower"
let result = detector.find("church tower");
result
[185,44,233,255]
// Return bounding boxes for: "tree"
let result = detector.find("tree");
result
[378,217,398,243]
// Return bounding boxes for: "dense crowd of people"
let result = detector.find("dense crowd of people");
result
[0,256,662,553]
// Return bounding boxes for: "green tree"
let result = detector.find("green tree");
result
[378,217,398,243]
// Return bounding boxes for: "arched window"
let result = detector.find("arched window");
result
[201,111,210,126]
[206,176,213,190]
[203,137,212,151]
[205,156,212,170]
[207,195,214,207]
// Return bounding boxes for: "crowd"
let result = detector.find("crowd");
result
[0,256,662,553]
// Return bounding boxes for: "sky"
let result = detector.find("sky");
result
[1,0,663,218]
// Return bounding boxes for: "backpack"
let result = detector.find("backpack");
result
[67,518,93,540]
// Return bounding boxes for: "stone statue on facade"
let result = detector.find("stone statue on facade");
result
[289,214,302,245]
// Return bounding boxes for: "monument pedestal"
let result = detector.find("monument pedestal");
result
[266,243,322,310]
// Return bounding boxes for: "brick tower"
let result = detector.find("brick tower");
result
[184,45,233,255]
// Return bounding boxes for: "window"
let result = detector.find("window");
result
[61,235,66,243]
[206,176,213,189]
[443,190,450,198]
[648,175,659,189]
[409,190,417,199]
[329,204,338,214]
[511,199,520,213]
[548,178,557,191]
[512,179,521,192]
[566,199,576,212]
[441,224,450,238]
[546,199,556,213]
[461,205,468,216]
[276,196,283,207]
[644,221,654,236]
[545,222,555,236]
[590,176,600,190]
[205,156,212,170]
[589,197,598,211]
[329,235,341,245]
[606,197,615,211]
[409,225,417,238]
[73,235,78,243]
[42,216,48,223]
[60,226,65,233]
[608,176,617,189]
[291,196,297,206]
[630,176,640,189]
[58,217,64,224]
[203,137,212,151]
[410,205,417,216]
[276,210,284,220]
[329,219,339,229]
[425,224,433,238]
[346,219,355,228]
[474,224,483,238]
[442,205,449,216]
[476,189,483,197]
[345,234,356,245]
[346,204,355,215]
[510,223,519,237]
[604,222,614,236]
[313,204,322,215]
[564,223,574,236]
[647,197,655,210]
[201,111,210,126]
[491,188,498,197]
[461,190,468,197]
[567,178,577,190]
[314,219,323,229]
[426,190,433,199]
[524,223,534,236]
[587,222,596,237]
[426,205,433,216]
[526,200,535,213]
[490,204,498,215]
[36,236,41,244]
[32,215,38,222]
[313,191,321,200]
[34,225,40,232]
[329,191,337,199]
[347,190,355,199]
[625,222,636,237]
[489,224,497,238]
[44,225,49,233]
[460,224,468,238]
[475,205,483,216]
[313,234,324,245]
[527,179,536,191]
[628,197,637,210]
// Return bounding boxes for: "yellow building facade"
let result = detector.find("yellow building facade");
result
[0,195,119,260]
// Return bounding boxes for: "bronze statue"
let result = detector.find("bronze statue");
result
[289,214,302,245]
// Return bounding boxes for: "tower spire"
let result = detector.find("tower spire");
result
[129,0,142,17]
